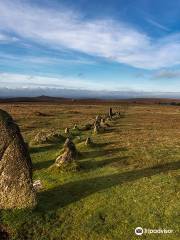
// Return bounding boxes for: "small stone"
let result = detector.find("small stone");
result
[76,136,81,140]
[73,124,78,130]
[34,111,48,117]
[100,118,108,128]
[33,180,43,191]
[85,137,92,145]
[101,118,105,124]
[65,127,69,134]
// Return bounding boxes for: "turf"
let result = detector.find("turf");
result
[0,103,179,240]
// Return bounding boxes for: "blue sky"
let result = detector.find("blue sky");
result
[1,0,180,94]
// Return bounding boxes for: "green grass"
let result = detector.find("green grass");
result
[0,103,179,239]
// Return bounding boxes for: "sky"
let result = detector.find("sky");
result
[1,0,180,97]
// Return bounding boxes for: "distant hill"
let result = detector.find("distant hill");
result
[0,95,69,103]
[1,95,180,105]
[1,87,180,100]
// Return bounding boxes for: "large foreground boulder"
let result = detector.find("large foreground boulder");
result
[0,109,36,209]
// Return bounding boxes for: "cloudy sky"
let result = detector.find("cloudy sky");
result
[1,0,180,96]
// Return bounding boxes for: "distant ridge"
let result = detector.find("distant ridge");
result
[1,95,180,105]
[1,87,180,100]
[0,95,69,103]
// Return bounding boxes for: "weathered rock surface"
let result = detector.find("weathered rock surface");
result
[33,180,43,191]
[93,125,99,134]
[55,138,78,167]
[31,130,64,145]
[0,109,36,209]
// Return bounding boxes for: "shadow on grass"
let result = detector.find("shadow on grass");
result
[33,160,54,170]
[92,141,118,147]
[79,156,129,170]
[30,144,60,154]
[104,127,116,132]
[37,160,180,212]
[80,147,128,159]
[30,144,60,170]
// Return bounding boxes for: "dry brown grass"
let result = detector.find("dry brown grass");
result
[0,102,179,239]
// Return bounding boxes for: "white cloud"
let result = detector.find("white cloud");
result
[0,72,147,92]
[1,72,180,92]
[0,72,109,90]
[0,52,95,66]
[0,0,180,69]
[0,33,18,43]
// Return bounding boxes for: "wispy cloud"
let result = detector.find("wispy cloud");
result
[145,18,170,32]
[133,6,171,32]
[0,33,18,43]
[0,0,180,70]
[0,72,149,92]
[153,69,180,79]
[0,52,95,66]
[0,72,108,90]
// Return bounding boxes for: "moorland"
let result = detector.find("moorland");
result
[0,99,179,240]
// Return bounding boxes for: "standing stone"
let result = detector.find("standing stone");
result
[64,127,69,134]
[95,115,101,122]
[93,125,99,134]
[0,109,36,209]
[94,120,99,127]
[109,107,113,118]
[94,115,101,127]
[55,138,78,167]
[100,118,106,127]
[100,118,105,124]
[101,118,110,128]
[73,124,78,130]
[85,137,92,146]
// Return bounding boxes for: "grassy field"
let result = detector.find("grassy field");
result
[0,102,179,240]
